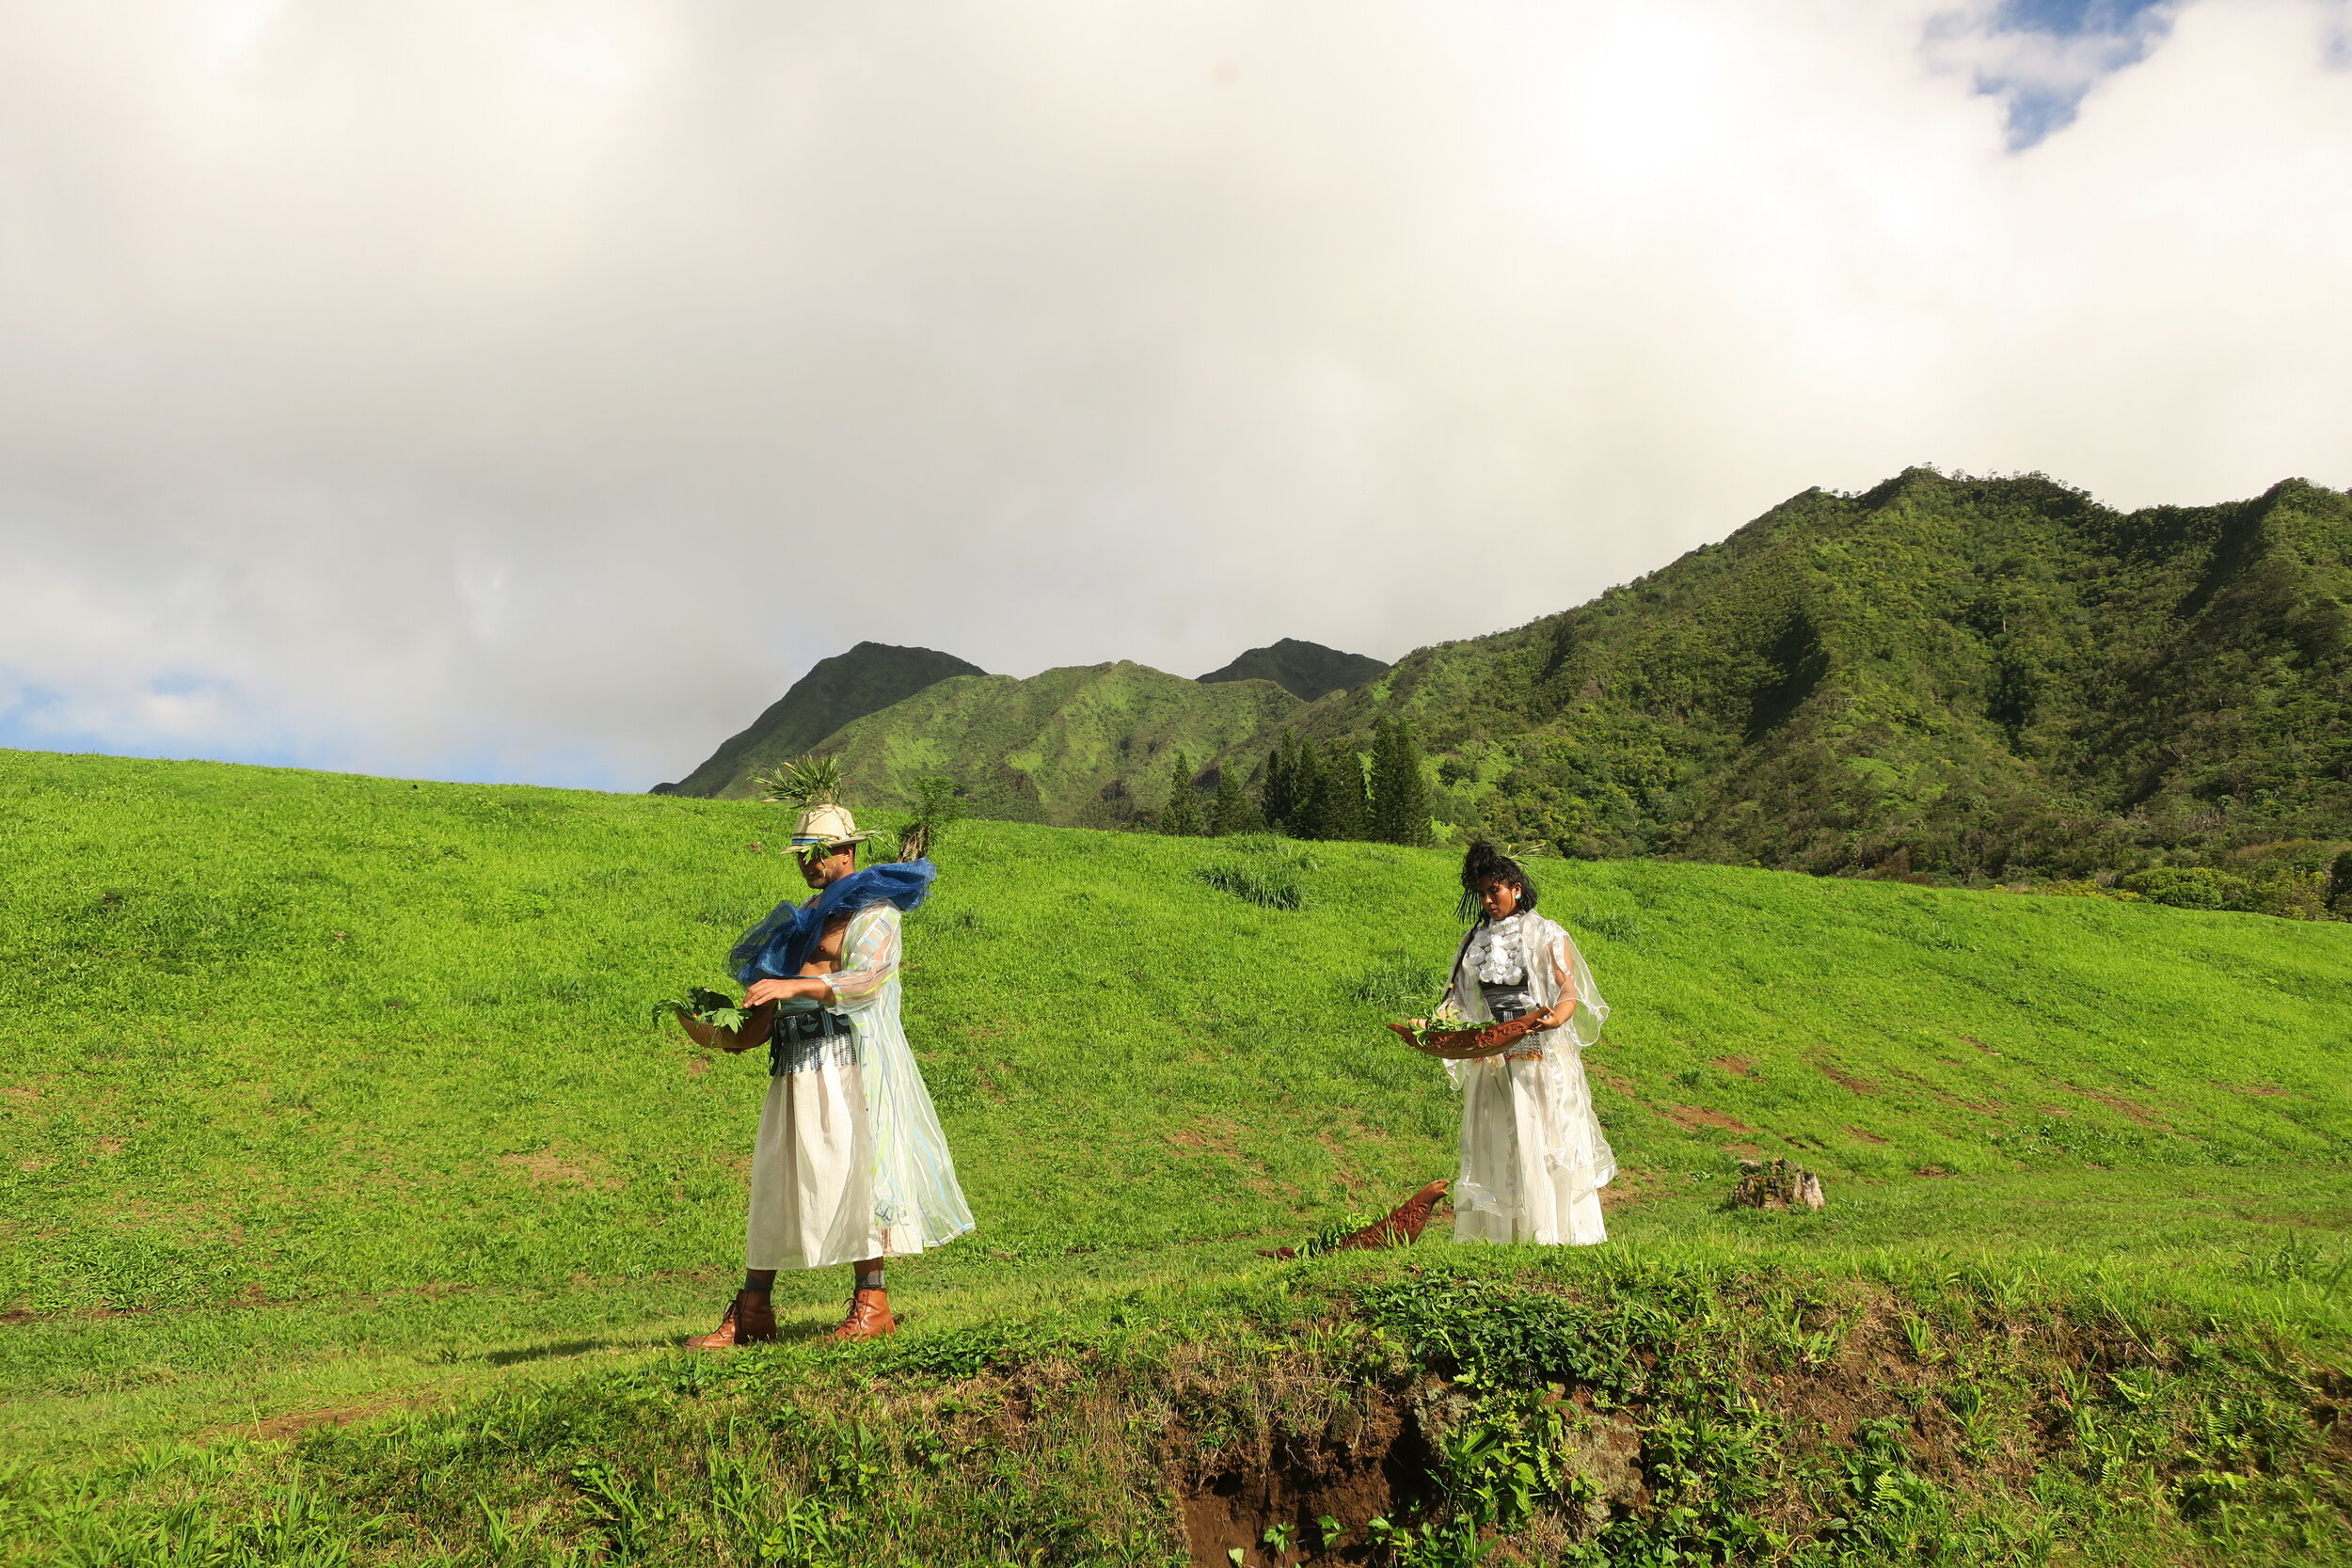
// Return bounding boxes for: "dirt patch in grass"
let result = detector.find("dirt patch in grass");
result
[2067,1087,2166,1127]
[1845,1126,1890,1145]
[499,1149,622,1192]
[1665,1104,1750,1133]
[228,1400,414,1444]
[1600,1169,1646,1212]
[1587,1066,1639,1099]
[1168,1118,1285,1200]
[1709,1056,1756,1078]
[1311,1116,1410,1196]
[1817,1064,1879,1096]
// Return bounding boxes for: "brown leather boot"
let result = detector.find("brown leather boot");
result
[830,1287,896,1340]
[685,1290,778,1352]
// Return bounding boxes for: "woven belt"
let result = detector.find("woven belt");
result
[769,1006,854,1076]
[1481,984,1536,1021]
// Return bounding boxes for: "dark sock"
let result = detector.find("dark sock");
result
[855,1264,885,1293]
[742,1271,772,1296]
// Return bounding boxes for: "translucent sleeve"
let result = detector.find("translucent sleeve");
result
[824,907,900,1010]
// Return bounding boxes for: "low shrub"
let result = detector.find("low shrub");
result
[2121,865,2334,920]
[2122,867,2251,911]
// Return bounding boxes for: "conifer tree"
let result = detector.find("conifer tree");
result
[1369,718,1434,846]
[1207,767,1255,835]
[1287,736,1326,837]
[1327,738,1370,841]
[1261,734,1296,833]
[1300,738,1367,841]
[1159,751,1202,836]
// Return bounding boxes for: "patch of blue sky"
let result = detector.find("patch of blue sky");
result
[0,675,634,794]
[1940,0,2179,150]
[0,677,309,773]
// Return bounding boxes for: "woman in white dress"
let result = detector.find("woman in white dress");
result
[1438,841,1615,1246]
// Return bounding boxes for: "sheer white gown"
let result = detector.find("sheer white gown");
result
[1441,911,1616,1246]
[744,905,976,1270]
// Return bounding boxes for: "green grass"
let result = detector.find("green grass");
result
[2,748,2349,1563]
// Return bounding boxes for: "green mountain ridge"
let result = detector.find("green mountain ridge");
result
[1298,470,2352,880]
[812,659,1305,828]
[657,641,984,798]
[1196,636,1389,701]
[659,471,2352,883]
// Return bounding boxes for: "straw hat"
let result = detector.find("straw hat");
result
[790,801,877,851]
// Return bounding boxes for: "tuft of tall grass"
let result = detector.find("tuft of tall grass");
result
[1198,860,1307,910]
[1574,907,1643,944]
[1347,953,1444,1010]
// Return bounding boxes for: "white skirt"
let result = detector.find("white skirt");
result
[745,1064,923,1271]
[1452,1050,1612,1246]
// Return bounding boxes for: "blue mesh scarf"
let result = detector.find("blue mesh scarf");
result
[729,860,937,984]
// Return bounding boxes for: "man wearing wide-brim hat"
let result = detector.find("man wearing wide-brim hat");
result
[675,793,973,1346]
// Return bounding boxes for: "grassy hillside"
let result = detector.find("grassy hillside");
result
[811,660,1305,827]
[24,1241,2352,1568]
[5,748,2350,1564]
[8,747,2350,1323]
[1309,471,2352,885]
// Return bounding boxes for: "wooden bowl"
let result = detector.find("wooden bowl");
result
[1388,1016,1542,1061]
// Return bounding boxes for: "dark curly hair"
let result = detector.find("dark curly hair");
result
[1458,838,1538,922]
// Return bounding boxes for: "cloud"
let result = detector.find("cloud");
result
[0,0,2346,789]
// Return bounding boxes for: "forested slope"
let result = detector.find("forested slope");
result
[810,660,1305,828]
[1304,471,2352,882]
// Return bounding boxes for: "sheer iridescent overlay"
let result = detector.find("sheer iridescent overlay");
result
[1440,911,1616,1246]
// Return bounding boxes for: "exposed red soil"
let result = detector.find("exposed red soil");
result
[1844,1127,1890,1145]
[1665,1104,1749,1133]
[1818,1065,1879,1095]
[1709,1056,1756,1078]
[1586,1066,1639,1099]
[224,1399,418,1444]
[2067,1087,2166,1127]
[1176,1393,1434,1566]
[1599,1170,1646,1212]
[499,1148,624,1192]
[1168,1119,1286,1200]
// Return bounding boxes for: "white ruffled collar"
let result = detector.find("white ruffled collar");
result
[1466,911,1532,985]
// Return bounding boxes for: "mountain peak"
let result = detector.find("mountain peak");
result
[655,642,985,797]
[1197,639,1388,703]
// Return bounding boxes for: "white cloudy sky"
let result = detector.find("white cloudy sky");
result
[2,0,2347,790]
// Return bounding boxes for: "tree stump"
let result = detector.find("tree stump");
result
[1730,1158,1825,1212]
